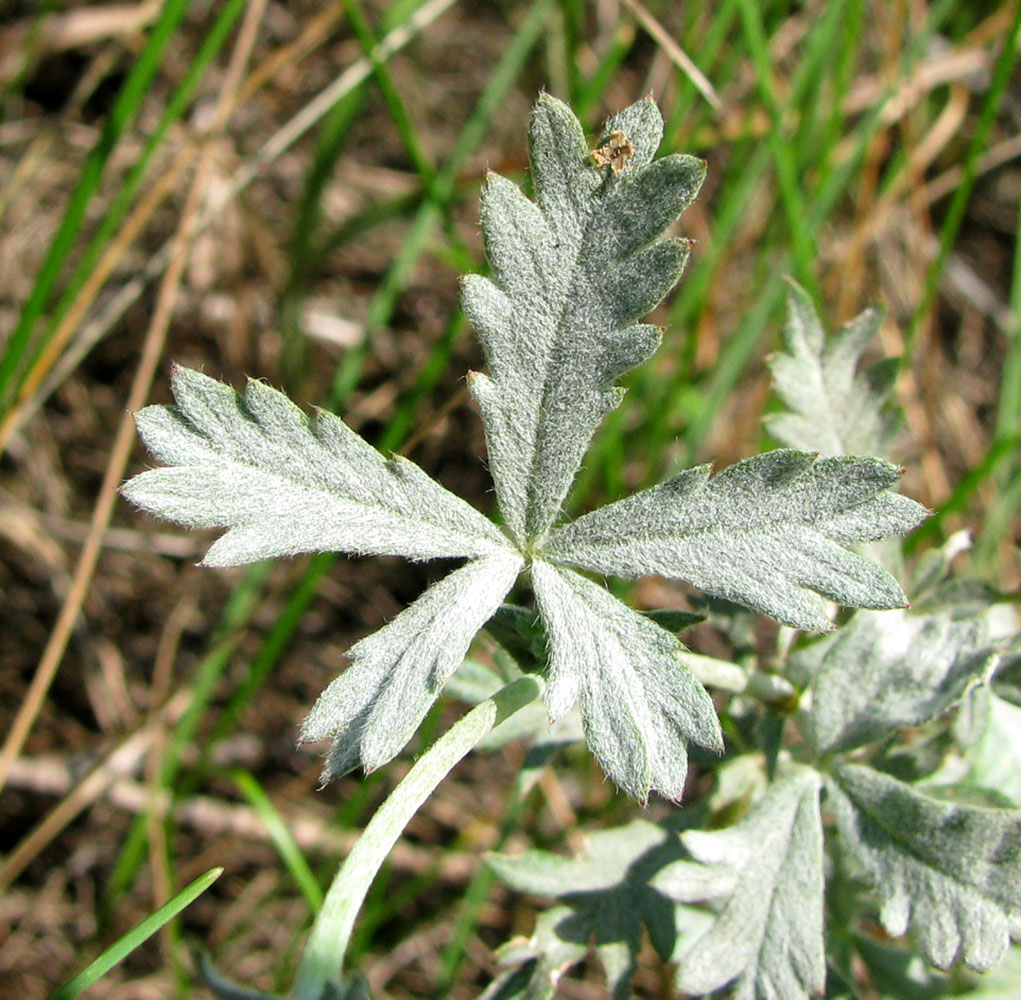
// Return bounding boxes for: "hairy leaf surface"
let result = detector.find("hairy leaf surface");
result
[530,559,722,802]
[123,365,510,566]
[547,450,925,631]
[464,94,704,544]
[800,607,997,753]
[487,819,689,1000]
[829,762,1021,971]
[768,280,899,457]
[654,770,826,1000]
[300,553,521,778]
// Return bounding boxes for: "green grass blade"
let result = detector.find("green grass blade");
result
[574,23,636,118]
[905,2,1021,352]
[735,0,819,297]
[231,770,323,913]
[976,184,1021,566]
[0,0,196,409]
[906,434,1019,555]
[34,0,247,385]
[992,113,1021,448]
[47,866,222,1000]
[342,0,439,192]
[103,563,271,909]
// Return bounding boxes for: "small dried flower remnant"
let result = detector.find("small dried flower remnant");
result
[592,128,635,174]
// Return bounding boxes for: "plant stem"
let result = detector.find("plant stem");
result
[686,652,796,706]
[288,676,543,1000]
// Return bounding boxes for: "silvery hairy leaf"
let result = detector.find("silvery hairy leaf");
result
[767,279,899,457]
[530,559,722,802]
[122,365,511,567]
[546,449,926,632]
[487,818,689,1000]
[300,552,521,779]
[123,96,928,805]
[653,769,826,1000]
[828,762,1021,971]
[463,93,704,544]
[798,606,999,754]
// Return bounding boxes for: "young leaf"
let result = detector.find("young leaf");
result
[487,818,689,1000]
[530,559,722,802]
[800,607,998,754]
[300,552,522,779]
[767,279,899,457]
[479,906,589,1000]
[122,365,511,566]
[828,762,1021,971]
[546,450,925,632]
[463,93,705,544]
[653,770,826,1000]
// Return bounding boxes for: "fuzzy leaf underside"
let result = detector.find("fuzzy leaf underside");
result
[547,449,925,631]
[530,559,722,802]
[767,280,899,457]
[800,607,997,754]
[464,94,705,544]
[654,770,826,1000]
[300,553,521,778]
[829,763,1021,972]
[122,366,510,567]
[487,819,686,1000]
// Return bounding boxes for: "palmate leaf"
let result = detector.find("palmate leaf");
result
[546,449,926,632]
[653,770,826,1000]
[122,365,511,567]
[798,606,998,754]
[828,762,1021,971]
[123,95,928,807]
[464,94,705,544]
[767,279,900,457]
[486,818,690,1000]
[530,559,722,802]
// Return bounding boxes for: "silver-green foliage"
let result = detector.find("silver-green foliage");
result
[768,279,900,457]
[481,270,1021,997]
[654,770,825,1000]
[122,95,924,802]
[486,819,689,1000]
[799,606,999,754]
[828,763,1021,972]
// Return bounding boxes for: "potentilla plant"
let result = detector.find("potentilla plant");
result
[121,95,1021,1000]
